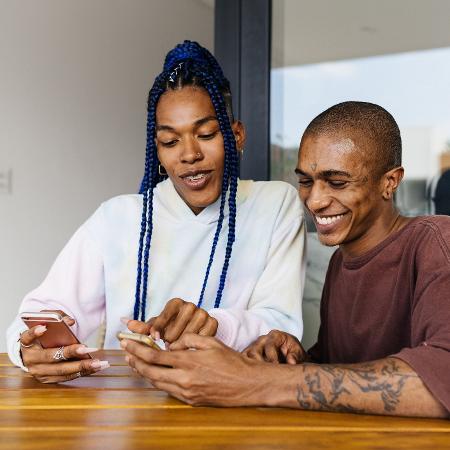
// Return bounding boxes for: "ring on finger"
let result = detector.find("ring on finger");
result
[75,371,82,378]
[19,333,34,348]
[52,346,67,361]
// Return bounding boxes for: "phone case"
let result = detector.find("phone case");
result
[21,312,90,358]
[116,332,162,351]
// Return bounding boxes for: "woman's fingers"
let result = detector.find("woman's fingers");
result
[126,319,152,335]
[182,308,209,335]
[28,357,109,383]
[20,325,47,347]
[150,299,183,340]
[40,309,75,326]
[198,316,218,337]
[163,302,197,342]
[263,343,281,363]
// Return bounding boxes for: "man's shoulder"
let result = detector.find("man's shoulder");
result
[409,216,450,247]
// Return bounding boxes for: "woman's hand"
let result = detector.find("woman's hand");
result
[125,298,218,343]
[242,330,307,365]
[19,310,109,383]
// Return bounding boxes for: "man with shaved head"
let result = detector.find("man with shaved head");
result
[122,102,450,418]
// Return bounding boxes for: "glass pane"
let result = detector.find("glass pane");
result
[271,0,450,348]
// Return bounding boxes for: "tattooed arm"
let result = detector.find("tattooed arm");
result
[289,357,447,417]
[122,334,448,418]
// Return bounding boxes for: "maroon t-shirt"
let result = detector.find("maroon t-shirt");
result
[308,216,450,412]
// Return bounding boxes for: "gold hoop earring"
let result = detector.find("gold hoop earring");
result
[158,164,168,176]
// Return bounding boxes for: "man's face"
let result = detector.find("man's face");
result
[296,133,384,252]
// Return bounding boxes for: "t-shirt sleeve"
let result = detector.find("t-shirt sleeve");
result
[392,223,450,413]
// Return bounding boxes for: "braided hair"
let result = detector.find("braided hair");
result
[134,41,239,321]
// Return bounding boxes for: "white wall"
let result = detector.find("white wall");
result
[0,0,214,351]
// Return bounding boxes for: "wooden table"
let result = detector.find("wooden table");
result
[0,351,449,450]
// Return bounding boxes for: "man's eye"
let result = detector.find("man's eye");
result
[160,140,178,148]
[328,180,348,188]
[298,179,313,187]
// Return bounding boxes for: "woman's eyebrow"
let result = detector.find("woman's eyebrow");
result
[156,124,175,132]
[194,116,218,127]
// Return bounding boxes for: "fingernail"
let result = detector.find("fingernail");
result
[120,317,131,325]
[91,360,110,370]
[76,346,98,355]
[120,340,127,349]
[125,355,130,363]
[153,331,160,341]
[35,325,47,335]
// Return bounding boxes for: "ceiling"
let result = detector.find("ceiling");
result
[272,0,450,67]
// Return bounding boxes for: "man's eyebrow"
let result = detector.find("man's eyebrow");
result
[321,170,352,178]
[294,169,352,178]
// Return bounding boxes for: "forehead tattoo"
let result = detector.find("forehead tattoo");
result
[310,163,317,171]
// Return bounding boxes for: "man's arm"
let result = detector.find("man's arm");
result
[275,357,447,417]
[121,334,448,418]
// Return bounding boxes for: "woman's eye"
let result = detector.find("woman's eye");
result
[328,180,348,188]
[160,140,178,148]
[298,179,313,187]
[198,131,217,140]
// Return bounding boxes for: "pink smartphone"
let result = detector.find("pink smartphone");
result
[21,311,91,358]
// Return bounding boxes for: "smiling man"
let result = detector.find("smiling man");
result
[123,101,449,418]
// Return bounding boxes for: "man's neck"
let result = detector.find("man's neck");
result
[340,209,411,259]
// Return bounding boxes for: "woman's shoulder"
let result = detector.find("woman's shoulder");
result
[85,194,142,234]
[238,179,302,223]
[240,179,298,201]
[99,193,142,215]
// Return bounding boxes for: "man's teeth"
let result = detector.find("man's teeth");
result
[186,173,206,181]
[315,214,344,225]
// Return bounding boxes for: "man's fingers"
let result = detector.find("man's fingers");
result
[122,339,176,367]
[286,353,298,365]
[127,319,152,335]
[198,316,218,337]
[169,333,222,351]
[130,354,185,384]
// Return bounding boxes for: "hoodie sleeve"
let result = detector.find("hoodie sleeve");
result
[6,209,106,370]
[209,185,305,351]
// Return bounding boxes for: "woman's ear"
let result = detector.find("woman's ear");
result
[382,166,404,200]
[231,120,246,152]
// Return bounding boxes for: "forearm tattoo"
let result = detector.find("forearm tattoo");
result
[296,358,418,414]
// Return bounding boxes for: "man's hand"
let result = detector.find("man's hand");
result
[19,310,109,383]
[121,333,285,407]
[125,298,218,343]
[243,330,307,365]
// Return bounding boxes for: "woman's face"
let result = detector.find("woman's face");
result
[155,86,244,214]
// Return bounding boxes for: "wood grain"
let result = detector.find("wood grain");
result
[1,351,448,450]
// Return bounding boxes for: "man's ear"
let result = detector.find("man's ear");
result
[382,166,404,200]
[231,120,246,152]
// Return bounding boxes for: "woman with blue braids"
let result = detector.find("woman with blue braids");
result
[7,41,306,383]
